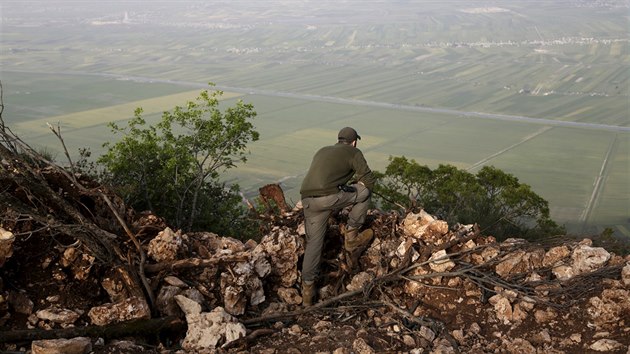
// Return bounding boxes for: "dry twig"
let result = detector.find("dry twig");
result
[221,328,277,350]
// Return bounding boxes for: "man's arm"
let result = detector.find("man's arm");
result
[353,151,376,190]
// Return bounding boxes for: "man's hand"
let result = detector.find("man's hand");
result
[338,184,356,193]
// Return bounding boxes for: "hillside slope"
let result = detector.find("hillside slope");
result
[0,119,629,353]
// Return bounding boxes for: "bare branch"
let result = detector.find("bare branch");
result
[100,191,155,308]
[47,122,77,183]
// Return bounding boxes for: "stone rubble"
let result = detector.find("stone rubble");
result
[1,203,629,353]
[198,205,626,353]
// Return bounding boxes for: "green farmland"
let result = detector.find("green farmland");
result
[2,71,628,238]
[1,1,628,238]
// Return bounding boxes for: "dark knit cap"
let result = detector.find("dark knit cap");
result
[338,127,361,142]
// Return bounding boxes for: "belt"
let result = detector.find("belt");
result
[306,194,330,198]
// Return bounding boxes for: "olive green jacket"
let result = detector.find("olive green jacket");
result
[300,142,376,198]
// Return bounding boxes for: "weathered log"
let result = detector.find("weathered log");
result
[0,316,185,344]
[144,254,250,273]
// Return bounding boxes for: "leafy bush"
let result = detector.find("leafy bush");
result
[374,156,565,240]
[98,84,259,237]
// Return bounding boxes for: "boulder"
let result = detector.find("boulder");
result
[571,245,610,274]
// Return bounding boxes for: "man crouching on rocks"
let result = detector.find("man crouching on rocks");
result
[299,127,376,306]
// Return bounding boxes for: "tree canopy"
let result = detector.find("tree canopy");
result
[98,85,259,235]
[373,156,564,239]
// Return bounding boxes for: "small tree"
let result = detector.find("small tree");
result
[374,156,564,239]
[373,156,432,210]
[99,84,259,235]
[474,165,560,238]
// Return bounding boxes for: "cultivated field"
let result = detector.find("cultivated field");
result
[1,1,628,237]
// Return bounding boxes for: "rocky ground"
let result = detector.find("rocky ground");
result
[0,125,629,354]
[1,196,629,354]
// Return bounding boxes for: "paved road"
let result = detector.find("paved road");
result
[242,89,630,133]
[11,70,630,133]
[580,134,618,227]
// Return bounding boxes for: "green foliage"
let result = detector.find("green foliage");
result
[35,147,57,163]
[98,84,260,236]
[374,156,565,240]
[14,146,57,170]
[190,181,260,238]
[74,147,100,178]
[592,228,630,255]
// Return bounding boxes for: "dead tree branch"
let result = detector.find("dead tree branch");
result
[242,288,364,326]
[144,253,250,273]
[0,317,184,344]
[47,122,77,183]
[378,289,460,352]
[100,192,154,308]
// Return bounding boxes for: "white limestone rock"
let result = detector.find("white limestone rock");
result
[587,288,630,330]
[277,287,301,305]
[428,249,455,273]
[147,227,183,263]
[622,262,630,287]
[36,307,80,325]
[175,295,246,351]
[346,271,374,292]
[402,210,449,245]
[589,338,623,352]
[572,245,610,274]
[88,296,150,326]
[254,226,303,287]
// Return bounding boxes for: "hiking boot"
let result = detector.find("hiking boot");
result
[302,280,315,307]
[344,227,374,252]
[343,227,374,272]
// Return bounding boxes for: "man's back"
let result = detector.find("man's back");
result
[300,142,373,198]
